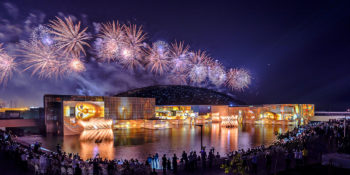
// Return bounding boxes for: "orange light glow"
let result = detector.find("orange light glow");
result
[0,107,29,112]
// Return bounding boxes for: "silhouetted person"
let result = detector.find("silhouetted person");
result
[266,153,272,174]
[252,153,258,174]
[162,154,167,174]
[74,164,82,175]
[172,154,178,174]
[56,144,61,155]
[167,158,171,171]
[93,161,99,175]
[33,142,41,153]
[107,161,115,175]
[182,151,188,170]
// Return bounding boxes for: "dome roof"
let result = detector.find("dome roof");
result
[115,85,245,106]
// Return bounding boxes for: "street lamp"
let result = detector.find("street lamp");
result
[196,124,203,150]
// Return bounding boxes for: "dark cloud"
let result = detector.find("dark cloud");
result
[3,3,19,19]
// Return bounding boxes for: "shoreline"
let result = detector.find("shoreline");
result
[2,120,349,175]
[14,123,290,161]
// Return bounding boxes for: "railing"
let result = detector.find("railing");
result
[315,111,350,116]
[0,119,39,127]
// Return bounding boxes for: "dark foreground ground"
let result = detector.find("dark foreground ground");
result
[0,152,32,175]
[277,164,350,175]
[1,152,350,175]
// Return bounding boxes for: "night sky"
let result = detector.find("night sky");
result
[1,0,350,110]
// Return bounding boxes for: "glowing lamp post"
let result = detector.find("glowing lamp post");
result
[196,124,203,150]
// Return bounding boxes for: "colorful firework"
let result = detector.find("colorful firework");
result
[168,72,188,85]
[97,38,120,61]
[188,64,208,84]
[68,58,85,72]
[0,44,16,85]
[97,21,124,62]
[226,68,251,91]
[20,39,85,78]
[31,25,55,46]
[123,24,147,48]
[118,47,142,70]
[191,50,211,65]
[187,50,215,84]
[0,15,252,91]
[208,61,226,86]
[99,21,124,40]
[170,41,190,73]
[20,40,63,78]
[48,17,90,56]
[120,24,146,70]
[146,41,171,75]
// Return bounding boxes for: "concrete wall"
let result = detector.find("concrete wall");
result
[310,115,347,122]
[0,119,39,127]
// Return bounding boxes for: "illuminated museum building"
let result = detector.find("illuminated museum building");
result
[155,104,314,125]
[44,95,155,135]
[44,94,314,135]
[0,107,44,120]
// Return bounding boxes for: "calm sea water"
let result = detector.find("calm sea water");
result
[19,124,293,160]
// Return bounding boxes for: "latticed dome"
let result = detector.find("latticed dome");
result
[116,85,245,105]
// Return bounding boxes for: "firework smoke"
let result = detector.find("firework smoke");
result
[0,2,252,105]
[20,40,64,78]
[188,64,208,84]
[96,21,124,62]
[0,43,16,85]
[146,41,171,75]
[170,41,190,73]
[226,68,251,91]
[208,61,226,87]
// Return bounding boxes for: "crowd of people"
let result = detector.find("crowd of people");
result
[221,119,350,174]
[1,119,349,175]
[0,130,151,175]
[0,129,223,175]
[146,147,222,174]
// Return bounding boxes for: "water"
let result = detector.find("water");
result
[18,124,293,160]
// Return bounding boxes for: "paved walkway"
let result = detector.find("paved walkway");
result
[0,152,32,175]
[278,164,350,175]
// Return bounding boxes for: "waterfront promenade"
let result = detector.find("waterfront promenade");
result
[1,119,349,175]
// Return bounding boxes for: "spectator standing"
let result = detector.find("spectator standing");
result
[162,154,167,174]
[172,154,178,174]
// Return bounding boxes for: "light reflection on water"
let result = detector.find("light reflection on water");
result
[19,124,292,160]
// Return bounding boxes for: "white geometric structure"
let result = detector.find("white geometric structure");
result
[220,115,238,127]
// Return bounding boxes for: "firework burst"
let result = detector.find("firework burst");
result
[119,47,142,70]
[68,58,85,73]
[0,44,16,85]
[120,24,146,70]
[0,14,252,90]
[97,21,124,62]
[152,41,170,54]
[48,17,90,56]
[20,39,85,78]
[31,25,55,46]
[20,40,63,78]
[208,61,226,87]
[146,41,171,75]
[188,64,208,84]
[187,50,214,84]
[97,38,120,61]
[170,41,190,73]
[226,68,251,91]
[191,50,211,65]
